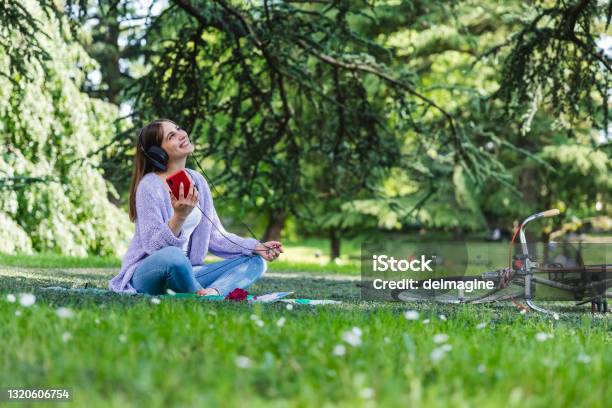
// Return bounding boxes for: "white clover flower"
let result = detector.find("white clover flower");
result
[276,317,286,327]
[150,297,161,305]
[552,313,560,320]
[423,319,430,325]
[342,327,363,347]
[476,322,487,330]
[440,344,452,352]
[359,388,375,399]
[438,314,447,321]
[286,303,294,311]
[535,332,554,342]
[15,309,22,316]
[62,332,72,342]
[56,307,74,319]
[541,358,558,368]
[6,294,16,303]
[433,333,449,344]
[250,314,265,327]
[430,347,449,363]
[404,310,419,321]
[19,293,36,307]
[235,355,252,368]
[576,353,591,364]
[333,344,346,356]
[166,289,176,296]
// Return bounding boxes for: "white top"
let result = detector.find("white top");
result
[181,208,202,255]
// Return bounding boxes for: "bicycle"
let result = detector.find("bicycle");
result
[393,209,611,314]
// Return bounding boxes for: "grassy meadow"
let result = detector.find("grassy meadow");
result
[1,240,610,407]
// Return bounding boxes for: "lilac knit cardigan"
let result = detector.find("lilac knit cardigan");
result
[109,168,259,294]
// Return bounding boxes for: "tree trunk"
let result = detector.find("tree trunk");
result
[453,227,465,241]
[89,6,122,105]
[330,230,341,259]
[263,209,286,242]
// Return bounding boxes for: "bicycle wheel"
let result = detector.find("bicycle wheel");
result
[391,275,515,303]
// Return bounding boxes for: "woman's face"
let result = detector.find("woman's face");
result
[159,121,194,160]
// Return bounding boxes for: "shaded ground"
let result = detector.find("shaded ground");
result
[0,266,361,304]
[1,265,608,316]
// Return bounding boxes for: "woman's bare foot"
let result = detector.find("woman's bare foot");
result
[196,288,220,296]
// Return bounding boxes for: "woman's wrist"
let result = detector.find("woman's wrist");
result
[168,214,186,236]
[253,241,283,261]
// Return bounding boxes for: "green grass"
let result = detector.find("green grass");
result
[0,239,364,274]
[0,239,511,275]
[0,238,513,274]
[267,260,358,274]
[0,252,121,269]
[0,252,358,274]
[1,259,610,407]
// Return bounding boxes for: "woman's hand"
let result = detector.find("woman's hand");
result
[169,179,199,220]
[196,288,219,296]
[254,241,284,261]
[167,176,199,237]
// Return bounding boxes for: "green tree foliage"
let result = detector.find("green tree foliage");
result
[115,0,508,246]
[0,0,131,255]
[496,0,611,131]
[64,0,155,104]
[0,0,52,82]
[339,0,611,238]
[3,0,608,257]
[63,0,610,254]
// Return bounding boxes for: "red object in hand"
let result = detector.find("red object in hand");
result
[226,288,248,301]
[166,169,192,200]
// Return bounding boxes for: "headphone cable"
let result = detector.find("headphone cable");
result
[190,155,277,253]
[139,126,277,254]
[193,202,274,253]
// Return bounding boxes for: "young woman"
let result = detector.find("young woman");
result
[109,119,283,296]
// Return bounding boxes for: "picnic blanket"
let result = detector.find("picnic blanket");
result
[40,286,341,305]
[164,292,341,305]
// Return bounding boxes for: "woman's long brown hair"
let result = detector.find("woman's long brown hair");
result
[128,119,176,222]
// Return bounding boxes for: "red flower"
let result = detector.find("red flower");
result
[226,288,249,301]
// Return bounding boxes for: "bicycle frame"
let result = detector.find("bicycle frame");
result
[514,208,610,313]
[517,209,559,302]
[394,209,610,314]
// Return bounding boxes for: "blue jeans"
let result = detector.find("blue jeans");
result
[130,246,267,296]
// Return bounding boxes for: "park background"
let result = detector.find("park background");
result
[1,1,611,407]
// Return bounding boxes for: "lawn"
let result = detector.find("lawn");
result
[0,237,363,274]
[0,237,515,274]
[1,252,610,407]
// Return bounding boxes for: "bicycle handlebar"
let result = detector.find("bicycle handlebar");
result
[519,209,561,255]
[538,209,560,218]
